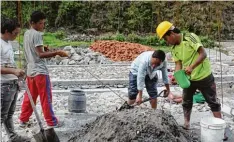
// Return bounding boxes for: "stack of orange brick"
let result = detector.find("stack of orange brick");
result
[90,40,154,61]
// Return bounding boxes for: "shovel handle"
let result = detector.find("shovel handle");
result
[157,89,167,97]
[131,90,167,107]
[23,81,45,130]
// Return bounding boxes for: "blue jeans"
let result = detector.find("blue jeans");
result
[1,80,19,138]
[128,72,158,100]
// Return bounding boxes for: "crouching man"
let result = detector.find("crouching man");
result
[128,50,170,109]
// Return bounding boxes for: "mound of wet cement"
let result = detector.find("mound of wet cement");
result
[68,108,198,142]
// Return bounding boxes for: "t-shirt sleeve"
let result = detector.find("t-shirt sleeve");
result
[185,33,203,51]
[33,32,43,48]
[137,61,147,90]
[171,51,179,62]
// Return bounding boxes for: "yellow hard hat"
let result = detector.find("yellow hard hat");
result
[156,21,173,39]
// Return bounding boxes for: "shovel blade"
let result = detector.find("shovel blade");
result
[33,128,60,142]
[118,101,134,111]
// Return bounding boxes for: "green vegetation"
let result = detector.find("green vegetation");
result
[98,32,215,49]
[16,31,91,48]
[2,1,233,40]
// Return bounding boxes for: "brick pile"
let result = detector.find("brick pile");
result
[90,40,154,61]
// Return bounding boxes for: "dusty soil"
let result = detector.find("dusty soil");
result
[68,108,199,142]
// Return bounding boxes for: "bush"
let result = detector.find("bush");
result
[200,36,215,48]
[99,33,115,40]
[144,35,159,46]
[97,32,215,49]
[54,30,66,40]
[126,33,141,43]
[114,33,126,42]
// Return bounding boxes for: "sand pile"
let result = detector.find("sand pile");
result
[68,108,198,142]
[90,40,153,61]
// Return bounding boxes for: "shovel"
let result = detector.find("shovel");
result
[24,81,60,142]
[118,90,168,111]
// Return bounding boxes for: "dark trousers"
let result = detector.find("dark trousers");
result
[1,81,19,138]
[182,74,221,112]
[128,72,158,100]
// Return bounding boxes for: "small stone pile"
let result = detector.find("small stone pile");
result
[48,46,116,65]
[68,108,198,142]
[64,34,95,42]
[90,40,154,61]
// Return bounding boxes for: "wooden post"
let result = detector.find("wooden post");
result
[17,0,22,69]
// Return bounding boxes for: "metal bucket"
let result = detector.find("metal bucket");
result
[68,89,86,113]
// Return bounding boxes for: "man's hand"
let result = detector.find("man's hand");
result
[185,66,193,75]
[44,45,50,52]
[136,94,142,105]
[56,50,69,57]
[13,69,25,77]
[164,90,170,97]
[171,76,177,85]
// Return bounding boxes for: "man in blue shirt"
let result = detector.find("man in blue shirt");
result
[128,50,170,109]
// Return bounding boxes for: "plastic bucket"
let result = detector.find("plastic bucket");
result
[173,70,190,88]
[200,117,226,142]
[68,89,86,113]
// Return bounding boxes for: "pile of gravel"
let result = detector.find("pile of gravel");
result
[68,108,199,142]
[48,46,117,65]
[64,34,96,42]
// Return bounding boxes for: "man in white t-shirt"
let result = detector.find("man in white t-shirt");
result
[1,18,30,142]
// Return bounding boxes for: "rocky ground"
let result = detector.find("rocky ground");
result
[1,86,234,142]
[2,41,234,142]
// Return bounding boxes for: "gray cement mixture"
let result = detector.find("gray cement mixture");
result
[68,108,199,142]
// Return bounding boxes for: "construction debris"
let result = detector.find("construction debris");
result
[90,40,154,61]
[68,108,199,142]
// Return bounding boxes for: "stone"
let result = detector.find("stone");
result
[71,54,83,61]
[68,60,76,65]
[63,46,76,55]
[63,46,73,51]
[61,59,70,65]
[84,57,91,64]
[78,60,85,65]
[89,60,96,64]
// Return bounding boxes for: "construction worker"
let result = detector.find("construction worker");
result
[19,11,68,128]
[1,17,30,142]
[128,50,170,109]
[156,21,227,140]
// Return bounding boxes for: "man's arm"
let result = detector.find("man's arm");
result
[35,46,57,58]
[191,46,206,69]
[35,46,68,58]
[185,47,206,75]
[171,60,182,84]
[161,61,170,95]
[175,60,182,71]
[1,67,24,77]
[137,62,146,93]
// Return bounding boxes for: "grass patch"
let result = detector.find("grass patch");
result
[16,31,92,49]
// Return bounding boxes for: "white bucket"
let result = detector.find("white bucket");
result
[200,117,226,142]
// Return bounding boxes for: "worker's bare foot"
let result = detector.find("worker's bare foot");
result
[182,123,190,130]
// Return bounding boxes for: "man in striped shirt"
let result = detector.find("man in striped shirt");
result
[156,21,227,141]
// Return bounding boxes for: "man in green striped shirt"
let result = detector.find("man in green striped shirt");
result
[156,21,227,140]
